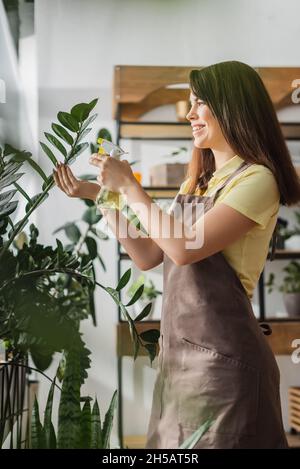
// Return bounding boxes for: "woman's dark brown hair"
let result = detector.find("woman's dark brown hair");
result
[186,61,300,206]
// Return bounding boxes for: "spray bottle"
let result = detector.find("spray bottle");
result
[95,138,128,210]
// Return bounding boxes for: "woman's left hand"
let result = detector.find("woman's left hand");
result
[89,153,136,193]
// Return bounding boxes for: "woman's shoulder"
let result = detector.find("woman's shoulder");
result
[233,163,279,194]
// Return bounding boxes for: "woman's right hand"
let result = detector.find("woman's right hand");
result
[53,163,100,201]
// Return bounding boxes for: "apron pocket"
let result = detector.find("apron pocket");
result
[177,337,259,437]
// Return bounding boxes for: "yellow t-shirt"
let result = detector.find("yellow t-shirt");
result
[178,154,280,299]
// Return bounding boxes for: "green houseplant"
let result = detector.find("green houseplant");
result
[0,100,159,449]
[265,261,300,317]
[127,274,162,319]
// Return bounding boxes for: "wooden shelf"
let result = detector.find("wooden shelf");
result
[117,321,160,357]
[113,66,300,120]
[119,122,300,141]
[281,123,300,140]
[123,435,147,449]
[118,121,300,141]
[269,249,300,260]
[117,320,300,357]
[119,122,192,140]
[143,186,179,198]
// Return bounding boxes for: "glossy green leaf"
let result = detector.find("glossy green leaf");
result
[125,284,144,306]
[80,113,97,133]
[0,200,18,218]
[30,347,53,371]
[39,142,58,166]
[0,172,24,191]
[179,419,213,449]
[85,236,97,260]
[57,350,82,449]
[144,342,157,364]
[44,379,57,449]
[97,127,112,142]
[31,397,46,449]
[65,223,81,243]
[51,123,74,145]
[45,132,67,158]
[77,127,92,144]
[91,399,102,449]
[102,390,117,449]
[80,400,91,448]
[57,111,79,132]
[135,302,153,321]
[116,268,131,292]
[87,98,98,114]
[71,103,91,122]
[82,207,101,225]
[14,183,31,203]
[140,329,160,344]
[25,193,49,213]
[0,189,16,206]
[72,142,89,158]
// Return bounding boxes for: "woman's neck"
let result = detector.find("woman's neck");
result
[212,148,237,171]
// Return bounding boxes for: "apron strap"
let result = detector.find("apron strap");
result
[211,161,254,203]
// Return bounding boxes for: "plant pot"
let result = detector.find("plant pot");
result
[284,235,300,251]
[283,293,300,317]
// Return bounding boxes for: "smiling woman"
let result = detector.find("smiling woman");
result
[54,61,299,449]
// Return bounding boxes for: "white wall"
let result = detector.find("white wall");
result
[34,0,300,444]
[0,0,38,228]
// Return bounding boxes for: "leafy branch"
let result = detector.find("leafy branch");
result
[0,99,98,261]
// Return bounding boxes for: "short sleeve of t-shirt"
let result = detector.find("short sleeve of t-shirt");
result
[218,165,280,229]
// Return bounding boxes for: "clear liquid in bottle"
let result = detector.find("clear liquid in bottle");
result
[95,138,127,210]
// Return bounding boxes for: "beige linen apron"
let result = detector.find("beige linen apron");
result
[146,161,287,449]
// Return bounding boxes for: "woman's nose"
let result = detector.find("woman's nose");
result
[186,103,197,121]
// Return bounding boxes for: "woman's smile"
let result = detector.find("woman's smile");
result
[192,124,206,136]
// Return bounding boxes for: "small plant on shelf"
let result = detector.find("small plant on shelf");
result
[127,274,162,319]
[265,261,300,318]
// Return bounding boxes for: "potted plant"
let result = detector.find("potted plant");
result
[265,261,300,317]
[0,100,157,448]
[127,274,162,319]
[276,211,300,250]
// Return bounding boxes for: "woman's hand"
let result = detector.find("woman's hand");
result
[53,163,100,201]
[89,153,137,194]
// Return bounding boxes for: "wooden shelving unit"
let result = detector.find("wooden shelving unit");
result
[113,65,300,449]
[118,121,300,141]
[117,320,300,357]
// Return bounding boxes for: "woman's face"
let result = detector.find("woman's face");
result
[186,92,226,149]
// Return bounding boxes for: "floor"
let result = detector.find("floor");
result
[123,432,300,449]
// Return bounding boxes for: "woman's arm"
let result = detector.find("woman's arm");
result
[53,164,163,271]
[118,182,256,266]
[89,154,257,265]
[99,207,163,270]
